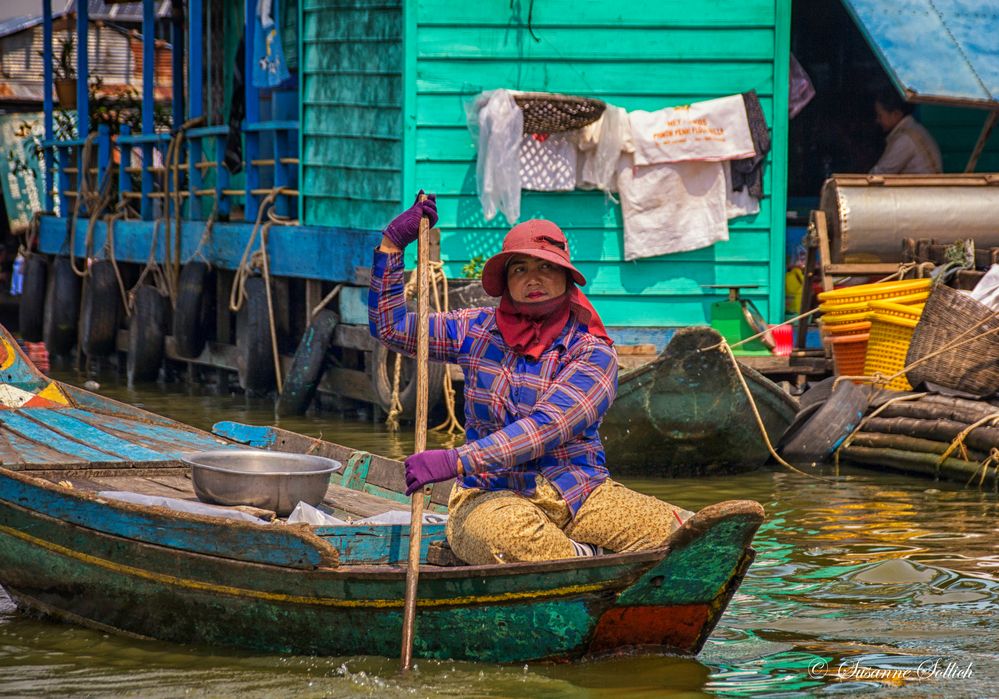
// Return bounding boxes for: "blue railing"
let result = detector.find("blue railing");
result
[39,0,298,226]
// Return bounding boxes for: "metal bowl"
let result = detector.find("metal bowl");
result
[183,450,342,516]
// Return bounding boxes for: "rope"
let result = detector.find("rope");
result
[832,391,929,469]
[703,305,822,352]
[227,188,295,394]
[161,117,206,300]
[259,222,283,393]
[385,352,405,433]
[130,220,170,308]
[383,260,464,437]
[428,262,462,438]
[228,189,281,314]
[103,210,132,317]
[937,412,999,476]
[19,210,46,259]
[717,339,834,482]
[69,132,115,279]
[310,283,344,321]
[967,448,999,490]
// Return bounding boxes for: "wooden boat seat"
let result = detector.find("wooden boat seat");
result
[37,467,414,523]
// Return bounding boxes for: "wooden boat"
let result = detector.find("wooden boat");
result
[601,327,799,476]
[0,324,764,662]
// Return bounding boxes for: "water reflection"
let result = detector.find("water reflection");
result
[0,371,995,696]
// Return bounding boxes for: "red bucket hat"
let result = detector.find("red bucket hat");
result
[480,220,586,297]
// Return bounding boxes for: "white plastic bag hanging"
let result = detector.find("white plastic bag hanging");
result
[970,264,999,311]
[466,90,523,223]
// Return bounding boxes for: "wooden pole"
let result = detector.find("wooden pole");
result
[400,199,431,672]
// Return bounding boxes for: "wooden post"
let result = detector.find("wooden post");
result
[400,200,431,672]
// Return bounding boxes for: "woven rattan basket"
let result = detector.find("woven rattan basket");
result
[905,284,999,397]
[514,92,606,134]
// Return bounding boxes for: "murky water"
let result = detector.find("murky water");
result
[0,370,997,697]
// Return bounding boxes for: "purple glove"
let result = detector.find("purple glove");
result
[404,448,459,495]
[383,191,438,250]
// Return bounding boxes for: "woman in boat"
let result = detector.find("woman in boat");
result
[369,194,689,565]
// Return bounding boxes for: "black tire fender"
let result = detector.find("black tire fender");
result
[276,309,339,416]
[236,275,276,394]
[127,285,167,384]
[19,255,48,342]
[173,261,216,359]
[371,341,444,420]
[43,255,81,356]
[80,260,120,357]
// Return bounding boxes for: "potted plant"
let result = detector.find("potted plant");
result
[448,254,495,310]
[54,35,76,109]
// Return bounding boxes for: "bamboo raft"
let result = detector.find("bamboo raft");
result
[838,394,999,487]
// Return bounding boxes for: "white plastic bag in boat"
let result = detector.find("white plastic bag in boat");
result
[466,89,523,222]
[357,510,448,525]
[97,491,269,524]
[286,501,348,526]
[970,264,999,311]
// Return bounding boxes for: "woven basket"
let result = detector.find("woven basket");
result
[514,92,606,134]
[905,284,999,397]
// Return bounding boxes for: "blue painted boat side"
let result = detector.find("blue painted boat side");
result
[38,216,381,283]
[213,421,275,448]
[317,524,446,565]
[22,409,166,462]
[65,409,232,456]
[0,412,124,463]
[0,469,338,569]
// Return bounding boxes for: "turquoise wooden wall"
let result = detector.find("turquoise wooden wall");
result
[920,106,999,174]
[301,0,403,231]
[405,0,792,327]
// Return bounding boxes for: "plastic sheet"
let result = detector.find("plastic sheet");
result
[466,89,523,222]
[97,491,269,524]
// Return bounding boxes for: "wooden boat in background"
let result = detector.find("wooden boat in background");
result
[601,327,799,476]
[0,324,764,662]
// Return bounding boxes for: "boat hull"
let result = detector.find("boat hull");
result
[601,327,799,475]
[0,489,757,662]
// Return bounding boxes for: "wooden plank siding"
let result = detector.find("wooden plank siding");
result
[301,0,404,230]
[408,0,792,327]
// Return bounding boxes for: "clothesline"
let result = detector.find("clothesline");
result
[468,90,771,262]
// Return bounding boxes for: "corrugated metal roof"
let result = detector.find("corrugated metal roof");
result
[0,15,47,39]
[0,20,173,104]
[842,0,999,108]
[65,0,172,23]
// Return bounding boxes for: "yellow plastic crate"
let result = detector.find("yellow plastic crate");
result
[818,278,932,306]
[868,300,924,322]
[863,312,920,390]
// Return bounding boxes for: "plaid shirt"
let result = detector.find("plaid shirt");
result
[369,249,617,515]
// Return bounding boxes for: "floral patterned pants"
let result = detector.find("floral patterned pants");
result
[446,477,692,565]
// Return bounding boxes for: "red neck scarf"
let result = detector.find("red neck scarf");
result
[496,287,613,360]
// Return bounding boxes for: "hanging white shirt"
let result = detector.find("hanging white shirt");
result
[617,155,729,261]
[629,95,756,165]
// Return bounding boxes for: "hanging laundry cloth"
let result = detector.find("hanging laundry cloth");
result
[629,95,756,166]
[617,155,729,261]
[578,105,630,194]
[730,90,771,200]
[252,0,291,88]
[466,89,523,222]
[520,133,577,192]
[789,53,816,119]
[724,160,760,219]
